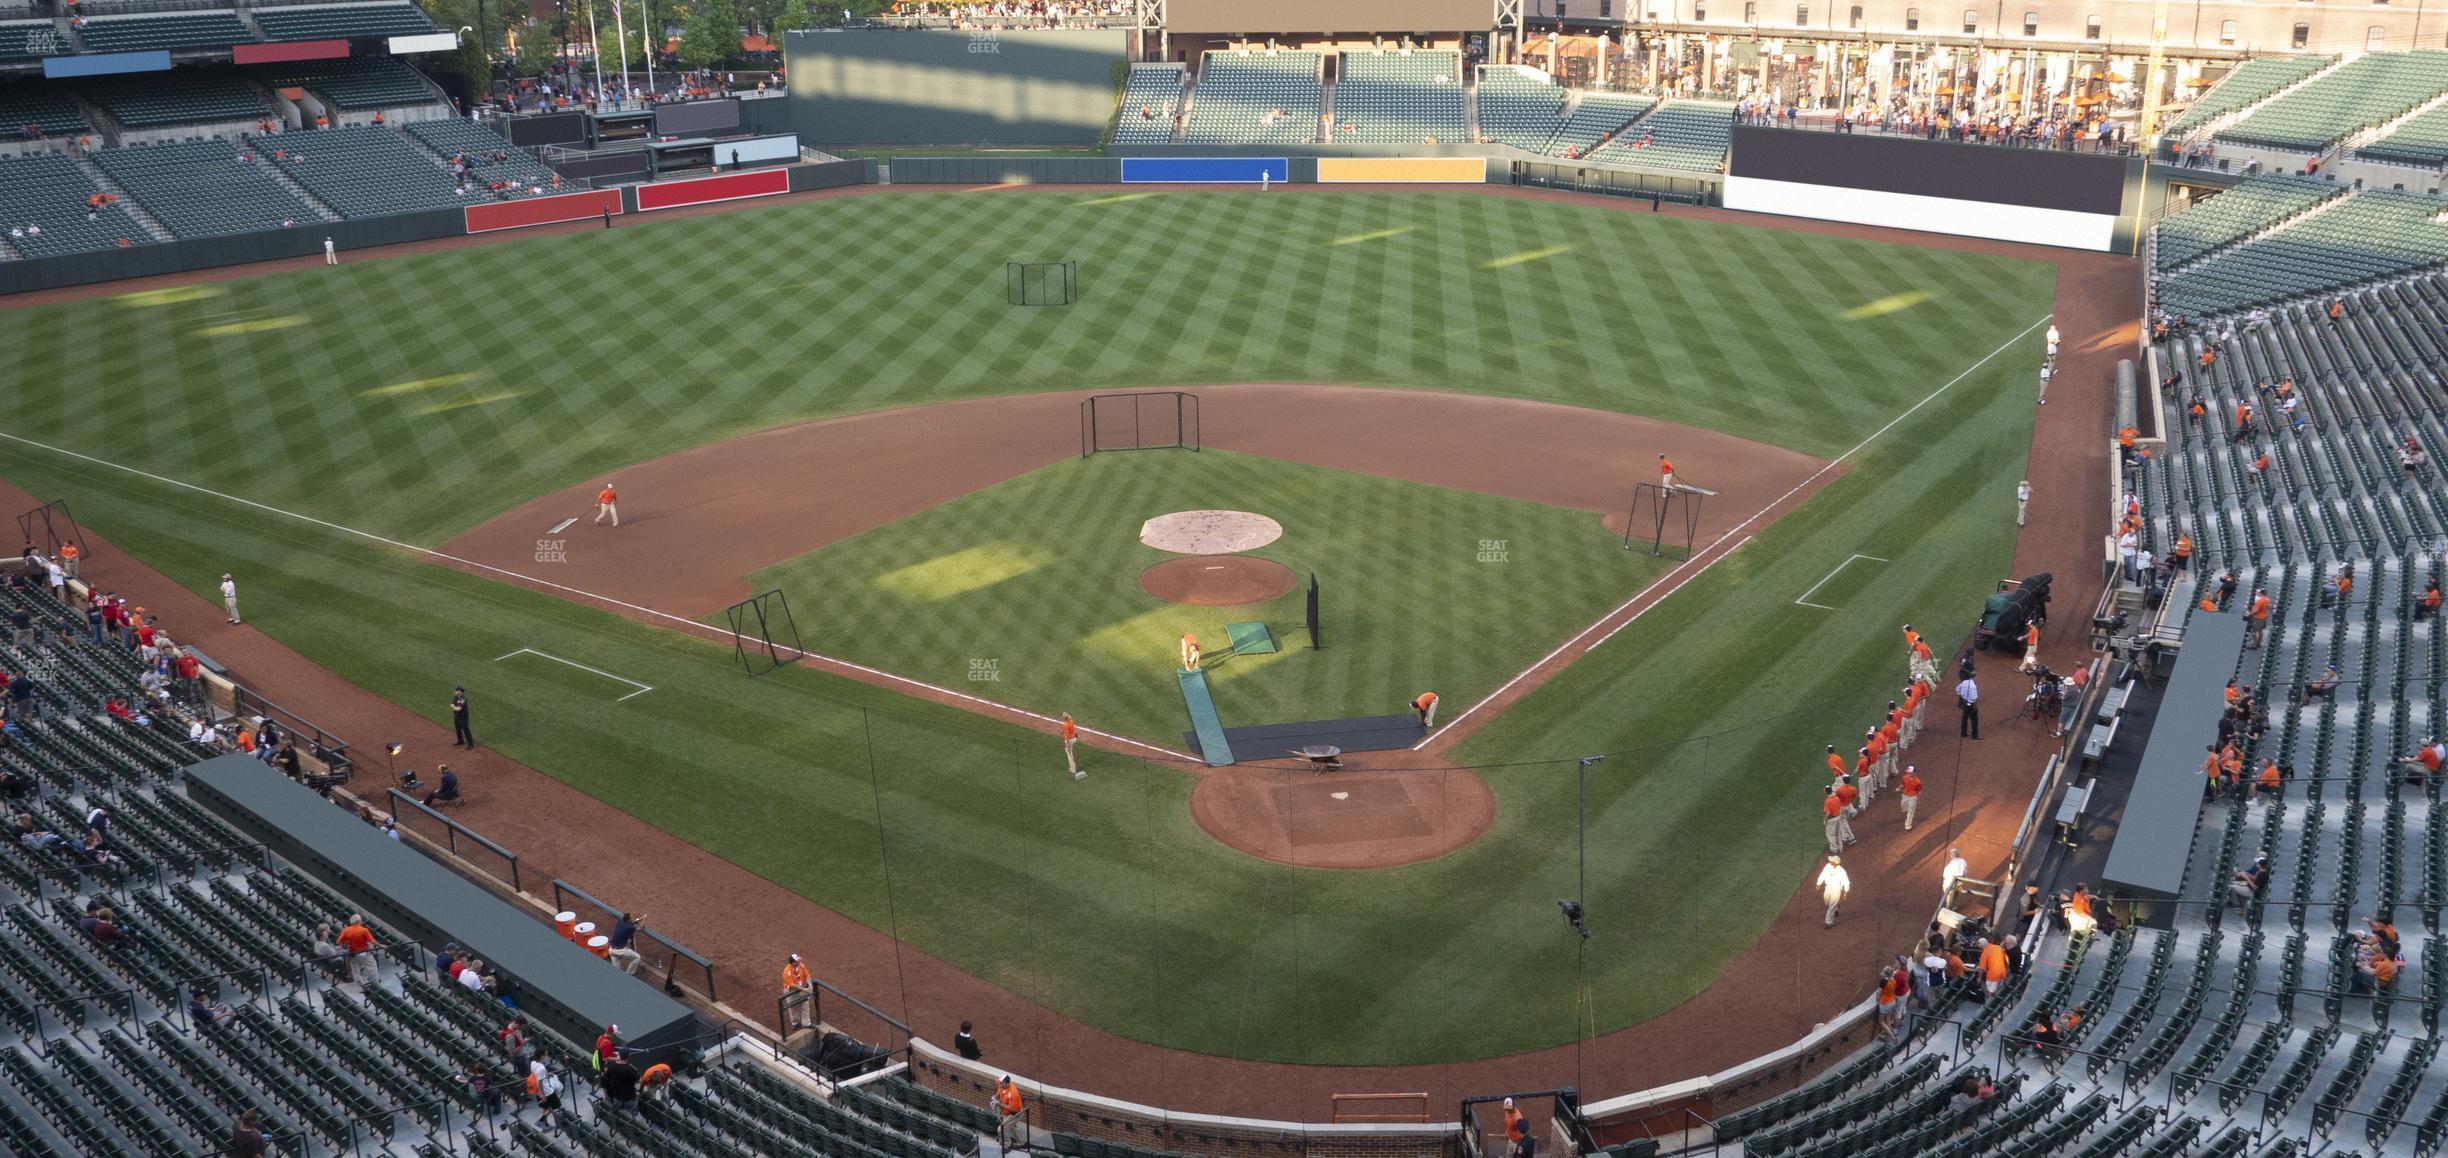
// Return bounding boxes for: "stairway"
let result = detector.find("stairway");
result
[257,157,342,222]
[70,155,173,243]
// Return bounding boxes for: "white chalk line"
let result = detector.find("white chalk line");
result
[1422,314,2049,747]
[494,647,655,702]
[1794,554,1891,611]
[0,427,1199,764]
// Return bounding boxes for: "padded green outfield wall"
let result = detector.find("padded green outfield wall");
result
[784,29,1128,146]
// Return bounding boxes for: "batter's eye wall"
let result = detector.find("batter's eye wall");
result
[1723,125,2137,251]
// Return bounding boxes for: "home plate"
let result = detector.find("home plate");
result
[1330,791,1350,801]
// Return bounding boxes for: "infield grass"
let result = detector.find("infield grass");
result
[0,189,2060,1064]
[741,449,1662,748]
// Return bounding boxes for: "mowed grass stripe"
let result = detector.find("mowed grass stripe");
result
[0,190,2057,1064]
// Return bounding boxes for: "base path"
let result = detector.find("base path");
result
[442,384,1827,622]
[0,186,2137,1122]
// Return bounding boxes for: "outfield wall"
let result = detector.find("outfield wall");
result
[1723,126,2140,251]
[0,159,874,296]
[784,28,1127,146]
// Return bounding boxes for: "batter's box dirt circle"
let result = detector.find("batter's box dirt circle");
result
[1139,509,1284,554]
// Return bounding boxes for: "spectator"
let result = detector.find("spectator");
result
[187,989,238,1028]
[459,956,490,995]
[954,1019,982,1060]
[599,1054,640,1110]
[593,1025,621,1075]
[498,1015,532,1076]
[463,1062,504,1117]
[638,1060,675,1104]
[229,1109,267,1158]
[436,942,459,978]
[525,1061,563,1130]
[313,922,346,977]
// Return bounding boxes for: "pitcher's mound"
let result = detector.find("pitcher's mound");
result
[1140,556,1297,606]
[1140,509,1284,554]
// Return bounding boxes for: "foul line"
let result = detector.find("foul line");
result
[1794,554,1890,611]
[494,647,655,702]
[1422,314,2050,747]
[0,428,1201,765]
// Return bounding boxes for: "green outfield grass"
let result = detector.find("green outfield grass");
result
[0,189,2060,1064]
[741,450,1661,748]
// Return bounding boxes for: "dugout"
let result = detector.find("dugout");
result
[185,754,700,1063]
[2099,613,2245,927]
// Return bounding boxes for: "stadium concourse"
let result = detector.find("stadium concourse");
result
[0,181,2129,1145]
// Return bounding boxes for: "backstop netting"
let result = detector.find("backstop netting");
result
[1080,391,1200,457]
[1007,261,1077,306]
[725,589,805,676]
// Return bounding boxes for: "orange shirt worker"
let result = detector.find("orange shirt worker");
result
[1062,713,1082,781]
[1180,633,1200,671]
[1657,454,1677,489]
[1897,765,1923,831]
[593,482,619,527]
[780,953,813,1031]
[1413,690,1439,728]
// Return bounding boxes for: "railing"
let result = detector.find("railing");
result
[548,877,718,1001]
[1760,112,2143,156]
[385,789,521,893]
[224,683,351,781]
[785,976,913,1080]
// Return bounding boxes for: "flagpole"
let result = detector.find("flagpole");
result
[612,0,631,105]
[640,0,657,97]
[585,0,605,107]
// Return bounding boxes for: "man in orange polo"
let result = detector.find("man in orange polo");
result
[2417,579,2441,621]
[1822,785,1851,853]
[2247,589,2272,649]
[995,1076,1027,1151]
[1825,744,1847,779]
[1897,765,1923,831]
[1413,690,1438,729]
[1979,937,2010,997]
[780,953,813,1032]
[1180,633,1201,671]
[2018,620,2042,673]
[593,482,619,527]
[336,915,379,986]
[1062,713,1082,780]
[1657,454,1677,490]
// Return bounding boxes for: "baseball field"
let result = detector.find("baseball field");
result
[0,187,2059,1065]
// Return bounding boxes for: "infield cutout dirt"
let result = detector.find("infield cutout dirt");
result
[1139,556,1297,606]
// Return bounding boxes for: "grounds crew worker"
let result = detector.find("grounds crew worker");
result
[1413,690,1439,728]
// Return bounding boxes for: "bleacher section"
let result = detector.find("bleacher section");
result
[74,11,256,54]
[2153,175,2342,273]
[1753,248,2448,1158]
[2358,102,2448,169]
[1330,49,1465,145]
[257,125,461,216]
[95,140,318,237]
[0,21,65,62]
[0,573,1005,1155]
[2217,51,2448,154]
[83,71,267,130]
[2163,55,2335,139]
[259,56,436,111]
[0,151,144,257]
[1111,62,1183,144]
[1545,91,1654,158]
[1474,64,1565,151]
[1589,98,1734,171]
[403,117,556,191]
[2155,190,2448,316]
[0,82,88,138]
[253,3,440,42]
[1182,51,1319,146]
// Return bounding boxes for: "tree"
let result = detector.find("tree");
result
[510,16,558,77]
[774,0,811,32]
[676,0,737,69]
[413,0,496,102]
